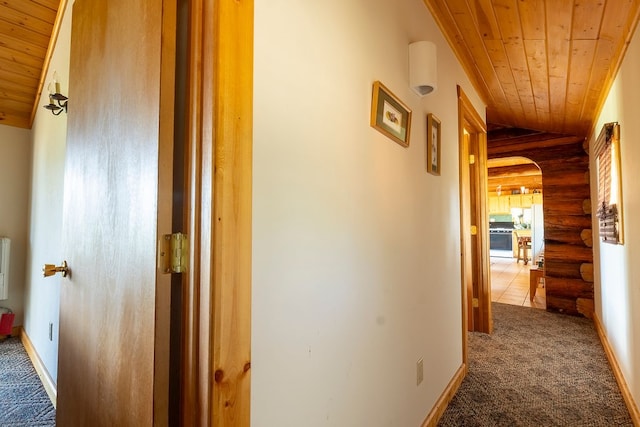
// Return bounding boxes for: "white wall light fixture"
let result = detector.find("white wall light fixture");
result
[409,41,437,96]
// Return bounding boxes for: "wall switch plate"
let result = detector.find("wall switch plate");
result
[416,358,424,385]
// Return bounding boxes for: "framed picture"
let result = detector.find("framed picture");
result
[427,113,441,175]
[370,81,412,147]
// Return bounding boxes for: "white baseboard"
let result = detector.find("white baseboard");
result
[593,313,640,425]
[20,327,57,408]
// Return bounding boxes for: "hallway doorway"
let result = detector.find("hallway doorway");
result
[486,156,546,310]
[457,85,491,373]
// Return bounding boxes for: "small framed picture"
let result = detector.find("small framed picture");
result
[370,81,412,147]
[427,113,441,175]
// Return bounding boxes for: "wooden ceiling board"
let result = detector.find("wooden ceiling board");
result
[504,41,536,120]
[545,1,572,132]
[600,0,637,42]
[0,34,48,58]
[518,0,546,40]
[0,4,56,37]
[485,39,524,116]
[449,1,507,106]
[426,0,495,104]
[583,39,615,116]
[3,1,57,24]
[571,0,605,40]
[2,0,639,134]
[0,56,41,80]
[0,67,39,89]
[0,86,35,103]
[0,19,52,48]
[565,39,596,130]
[423,0,640,137]
[0,44,46,69]
[29,0,59,11]
[492,0,522,41]
[0,0,60,129]
[470,0,502,40]
[487,0,536,127]
[525,39,550,114]
[1,97,32,114]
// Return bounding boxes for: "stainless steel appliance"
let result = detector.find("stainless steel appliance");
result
[489,221,514,251]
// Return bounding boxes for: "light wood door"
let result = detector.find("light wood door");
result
[56,0,175,425]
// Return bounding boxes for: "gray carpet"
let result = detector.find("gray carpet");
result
[438,303,633,426]
[0,337,56,426]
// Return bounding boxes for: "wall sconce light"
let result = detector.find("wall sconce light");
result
[409,41,437,96]
[43,72,68,115]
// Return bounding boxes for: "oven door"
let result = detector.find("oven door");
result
[489,231,513,251]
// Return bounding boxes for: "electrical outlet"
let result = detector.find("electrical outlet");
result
[416,358,424,386]
[49,323,53,341]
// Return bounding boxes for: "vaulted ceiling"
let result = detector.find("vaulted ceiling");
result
[424,0,640,137]
[0,0,61,129]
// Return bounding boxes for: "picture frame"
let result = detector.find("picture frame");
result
[370,81,412,147]
[427,113,441,175]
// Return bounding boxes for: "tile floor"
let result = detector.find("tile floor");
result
[490,252,546,309]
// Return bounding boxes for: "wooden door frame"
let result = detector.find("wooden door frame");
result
[180,0,253,425]
[457,86,490,367]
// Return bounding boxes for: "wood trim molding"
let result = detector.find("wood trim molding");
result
[211,0,253,424]
[11,325,21,337]
[180,0,208,423]
[457,90,470,364]
[153,0,178,423]
[458,85,491,348]
[181,0,253,425]
[421,364,466,426]
[593,313,640,424]
[20,327,57,408]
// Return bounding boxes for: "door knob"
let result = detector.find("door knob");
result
[43,260,69,278]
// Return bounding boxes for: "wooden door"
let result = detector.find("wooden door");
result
[56,0,176,425]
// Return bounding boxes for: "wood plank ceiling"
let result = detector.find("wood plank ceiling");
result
[3,0,640,136]
[424,0,640,137]
[0,0,61,129]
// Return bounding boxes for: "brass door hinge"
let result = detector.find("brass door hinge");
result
[470,225,478,235]
[469,154,476,165]
[159,233,187,273]
[472,297,479,308]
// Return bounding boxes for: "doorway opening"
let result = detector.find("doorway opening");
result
[457,86,490,369]
[487,157,546,310]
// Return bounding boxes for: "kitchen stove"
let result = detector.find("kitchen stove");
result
[489,221,514,251]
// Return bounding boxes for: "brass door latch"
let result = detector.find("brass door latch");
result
[43,260,69,278]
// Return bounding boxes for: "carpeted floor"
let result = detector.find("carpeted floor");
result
[0,337,56,426]
[439,302,633,426]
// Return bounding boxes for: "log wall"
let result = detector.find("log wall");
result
[488,132,593,317]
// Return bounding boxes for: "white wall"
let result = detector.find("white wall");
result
[0,125,31,326]
[253,0,484,425]
[23,2,72,384]
[590,25,640,412]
